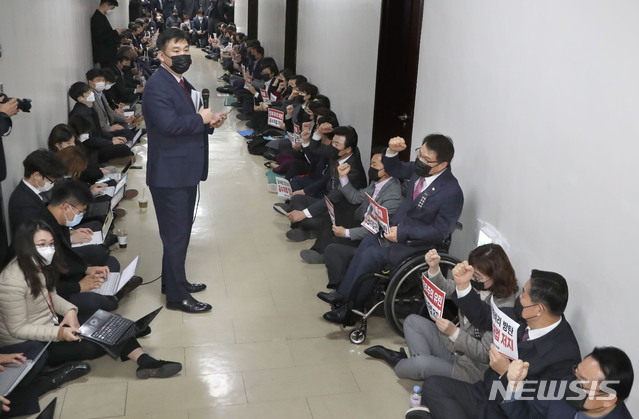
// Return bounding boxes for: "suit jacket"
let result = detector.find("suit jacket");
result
[91,10,119,65]
[143,66,213,188]
[382,153,464,250]
[338,177,403,241]
[94,92,126,135]
[69,102,114,147]
[8,181,45,238]
[192,16,208,32]
[0,113,9,180]
[452,289,582,412]
[110,66,138,104]
[502,395,633,419]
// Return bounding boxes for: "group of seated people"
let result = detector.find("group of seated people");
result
[212,41,634,418]
[0,16,188,419]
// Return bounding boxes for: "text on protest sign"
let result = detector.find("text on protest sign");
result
[361,193,391,234]
[243,75,253,90]
[267,108,285,128]
[325,196,336,226]
[276,177,292,199]
[260,89,271,105]
[491,297,519,360]
[421,274,446,320]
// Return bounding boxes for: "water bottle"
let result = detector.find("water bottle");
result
[409,385,421,408]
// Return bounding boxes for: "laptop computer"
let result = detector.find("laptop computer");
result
[108,159,133,181]
[36,397,56,419]
[0,341,51,396]
[79,307,162,358]
[103,174,128,198]
[84,199,111,219]
[93,255,139,296]
[127,128,143,148]
[72,209,113,248]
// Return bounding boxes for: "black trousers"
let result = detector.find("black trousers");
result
[324,243,358,288]
[423,376,507,419]
[47,337,141,366]
[150,185,198,302]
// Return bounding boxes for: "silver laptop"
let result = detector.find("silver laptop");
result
[127,128,143,148]
[93,255,139,296]
[0,341,51,396]
[72,209,113,248]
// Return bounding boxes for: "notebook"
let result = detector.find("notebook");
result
[72,209,113,248]
[0,341,51,396]
[93,255,139,296]
[79,307,162,358]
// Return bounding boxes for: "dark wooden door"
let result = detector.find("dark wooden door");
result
[247,0,258,39]
[284,0,298,72]
[370,0,424,160]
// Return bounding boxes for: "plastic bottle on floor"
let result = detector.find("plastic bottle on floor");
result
[410,385,422,408]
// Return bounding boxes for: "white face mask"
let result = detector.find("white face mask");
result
[104,83,114,91]
[85,92,95,103]
[38,176,54,193]
[94,82,106,93]
[36,246,56,265]
[106,9,115,16]
[79,133,90,142]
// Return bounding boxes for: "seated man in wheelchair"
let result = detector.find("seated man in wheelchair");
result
[365,244,518,384]
[317,134,464,325]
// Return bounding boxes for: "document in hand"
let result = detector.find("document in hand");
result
[276,177,292,199]
[491,297,519,360]
[260,88,271,105]
[325,196,335,226]
[421,273,446,320]
[243,75,253,90]
[361,194,390,234]
[267,108,284,128]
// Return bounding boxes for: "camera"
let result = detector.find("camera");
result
[0,93,32,113]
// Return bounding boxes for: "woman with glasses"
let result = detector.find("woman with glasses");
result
[364,243,519,384]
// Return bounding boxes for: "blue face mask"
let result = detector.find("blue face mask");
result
[65,206,84,228]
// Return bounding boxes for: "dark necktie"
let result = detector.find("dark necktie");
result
[178,78,195,110]
[413,177,425,200]
[522,329,530,342]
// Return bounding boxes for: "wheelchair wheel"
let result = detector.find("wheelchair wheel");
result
[349,328,366,344]
[383,253,460,337]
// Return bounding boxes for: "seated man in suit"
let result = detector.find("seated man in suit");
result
[86,69,137,141]
[111,54,144,104]
[318,134,464,324]
[32,180,141,322]
[406,266,582,419]
[500,346,633,419]
[301,147,403,265]
[68,82,133,163]
[284,126,367,242]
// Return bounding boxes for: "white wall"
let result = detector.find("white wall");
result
[414,0,639,411]
[257,0,286,68]
[234,0,248,34]
[296,0,381,162]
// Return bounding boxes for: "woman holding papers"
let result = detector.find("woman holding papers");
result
[364,243,518,384]
[0,221,182,386]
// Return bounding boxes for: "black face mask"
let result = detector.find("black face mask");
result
[414,158,432,177]
[368,167,381,182]
[261,72,271,81]
[564,376,598,412]
[249,53,256,60]
[327,146,341,161]
[470,279,486,291]
[169,54,192,74]
[122,65,131,72]
[513,298,538,321]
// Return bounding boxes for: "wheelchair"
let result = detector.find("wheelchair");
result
[346,223,462,345]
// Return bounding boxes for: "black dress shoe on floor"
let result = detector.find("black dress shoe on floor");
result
[136,359,182,379]
[185,282,206,293]
[44,362,91,388]
[166,297,212,313]
[300,249,324,264]
[317,291,345,305]
[102,233,118,248]
[323,305,356,326]
[364,345,408,368]
[285,228,317,242]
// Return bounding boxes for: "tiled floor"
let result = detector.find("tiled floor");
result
[26,49,415,418]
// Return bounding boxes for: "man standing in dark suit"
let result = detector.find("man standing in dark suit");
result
[501,346,634,419]
[319,134,464,324]
[142,28,226,313]
[91,0,126,69]
[407,267,582,419]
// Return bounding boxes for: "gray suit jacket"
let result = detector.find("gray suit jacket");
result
[427,269,517,383]
[94,92,126,135]
[338,177,403,241]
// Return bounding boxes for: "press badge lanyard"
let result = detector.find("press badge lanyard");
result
[42,290,59,325]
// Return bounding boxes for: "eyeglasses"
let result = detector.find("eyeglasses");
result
[69,203,86,216]
[414,148,440,165]
[571,365,610,395]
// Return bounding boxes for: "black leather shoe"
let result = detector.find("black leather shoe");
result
[317,291,344,305]
[45,362,91,388]
[136,359,182,379]
[102,233,118,248]
[115,275,143,300]
[364,345,407,368]
[323,305,356,326]
[166,297,212,313]
[185,282,206,293]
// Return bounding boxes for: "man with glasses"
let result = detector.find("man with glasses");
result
[500,347,633,419]
[318,134,464,325]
